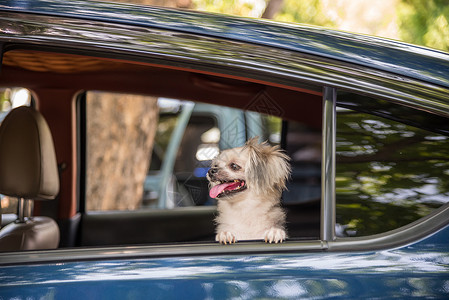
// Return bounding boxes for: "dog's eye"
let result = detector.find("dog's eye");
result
[229,163,241,171]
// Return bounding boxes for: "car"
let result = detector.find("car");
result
[0,0,448,298]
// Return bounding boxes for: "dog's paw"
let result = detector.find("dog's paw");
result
[264,227,286,243]
[216,232,237,244]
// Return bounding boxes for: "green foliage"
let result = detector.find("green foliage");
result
[0,89,10,112]
[0,89,13,113]
[192,0,264,17]
[192,0,448,51]
[275,0,334,27]
[398,0,449,51]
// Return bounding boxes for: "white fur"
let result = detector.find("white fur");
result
[208,138,291,244]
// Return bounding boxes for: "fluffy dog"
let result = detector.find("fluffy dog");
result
[207,137,291,244]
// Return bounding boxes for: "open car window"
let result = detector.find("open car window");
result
[83,90,322,241]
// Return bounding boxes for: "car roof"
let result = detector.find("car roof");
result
[2,0,449,89]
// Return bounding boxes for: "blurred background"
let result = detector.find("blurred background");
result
[118,0,449,52]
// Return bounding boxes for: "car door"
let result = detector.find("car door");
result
[1,2,449,299]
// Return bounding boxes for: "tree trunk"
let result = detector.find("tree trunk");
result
[86,93,159,211]
[262,0,284,19]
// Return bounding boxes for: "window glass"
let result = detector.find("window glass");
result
[0,88,32,218]
[336,107,449,237]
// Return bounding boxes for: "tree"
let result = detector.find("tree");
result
[397,0,449,51]
[261,0,283,19]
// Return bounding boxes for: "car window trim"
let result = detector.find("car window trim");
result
[0,240,326,266]
[330,203,449,251]
[321,86,336,242]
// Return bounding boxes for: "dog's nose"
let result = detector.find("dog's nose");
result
[208,167,218,176]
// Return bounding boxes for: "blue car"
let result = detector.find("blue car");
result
[0,0,448,298]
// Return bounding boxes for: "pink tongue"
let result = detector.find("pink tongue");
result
[209,182,240,198]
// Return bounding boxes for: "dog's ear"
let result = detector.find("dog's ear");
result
[245,138,291,195]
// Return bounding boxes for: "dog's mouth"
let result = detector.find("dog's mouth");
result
[209,179,247,199]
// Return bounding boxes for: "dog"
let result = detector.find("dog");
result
[207,137,291,244]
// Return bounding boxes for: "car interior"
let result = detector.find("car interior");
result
[0,47,324,250]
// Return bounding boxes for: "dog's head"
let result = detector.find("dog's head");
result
[207,137,291,199]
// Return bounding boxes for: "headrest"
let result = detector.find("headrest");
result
[0,106,59,200]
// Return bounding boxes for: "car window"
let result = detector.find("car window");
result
[0,87,32,122]
[0,88,32,219]
[335,105,449,237]
[84,92,321,217]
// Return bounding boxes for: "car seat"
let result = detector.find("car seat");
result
[0,106,60,251]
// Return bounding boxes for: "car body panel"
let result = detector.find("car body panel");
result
[1,225,448,299]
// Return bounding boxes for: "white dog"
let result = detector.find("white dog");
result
[207,138,291,244]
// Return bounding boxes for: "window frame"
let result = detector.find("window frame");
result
[1,10,449,264]
[2,85,449,265]
[321,87,337,242]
